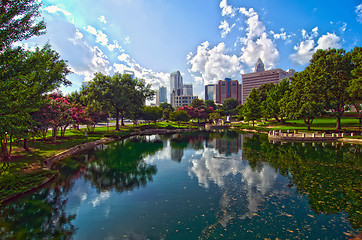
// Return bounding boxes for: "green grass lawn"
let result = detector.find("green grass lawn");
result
[242,117,361,132]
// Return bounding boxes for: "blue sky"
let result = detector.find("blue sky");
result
[20,0,362,100]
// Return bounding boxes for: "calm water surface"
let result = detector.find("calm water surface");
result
[0,132,361,239]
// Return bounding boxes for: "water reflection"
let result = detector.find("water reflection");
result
[0,136,163,239]
[189,134,279,235]
[0,188,76,239]
[0,132,360,239]
[243,134,362,230]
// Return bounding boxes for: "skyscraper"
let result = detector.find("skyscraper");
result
[170,71,183,107]
[156,86,167,106]
[214,78,242,104]
[183,84,193,96]
[242,59,294,104]
[205,84,215,101]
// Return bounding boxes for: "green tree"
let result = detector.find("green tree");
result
[280,69,325,130]
[263,79,290,123]
[222,98,240,116]
[159,102,174,111]
[209,110,223,123]
[170,110,191,126]
[0,0,46,51]
[86,73,154,130]
[347,47,362,130]
[205,100,217,110]
[142,106,162,125]
[162,108,172,121]
[0,45,70,159]
[190,98,204,109]
[242,88,261,126]
[256,83,274,120]
[309,48,353,130]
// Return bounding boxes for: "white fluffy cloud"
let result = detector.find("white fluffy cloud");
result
[356,4,362,23]
[219,0,237,18]
[187,41,243,85]
[115,53,169,88]
[219,20,235,38]
[188,4,281,84]
[44,5,72,16]
[238,7,279,70]
[98,15,107,24]
[85,25,109,46]
[290,29,341,65]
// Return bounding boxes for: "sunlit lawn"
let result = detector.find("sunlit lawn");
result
[259,117,360,131]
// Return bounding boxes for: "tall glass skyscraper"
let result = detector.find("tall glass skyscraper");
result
[170,71,183,107]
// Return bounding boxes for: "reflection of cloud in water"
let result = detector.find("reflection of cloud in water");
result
[190,147,278,229]
[189,148,244,188]
[91,191,111,208]
[143,140,171,164]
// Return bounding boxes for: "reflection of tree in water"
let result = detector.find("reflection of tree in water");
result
[83,136,162,193]
[0,136,163,239]
[0,188,76,239]
[243,134,362,230]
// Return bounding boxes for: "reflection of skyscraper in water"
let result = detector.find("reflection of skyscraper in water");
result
[215,135,243,155]
[171,148,184,162]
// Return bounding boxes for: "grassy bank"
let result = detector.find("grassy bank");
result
[0,122,197,205]
[233,116,361,133]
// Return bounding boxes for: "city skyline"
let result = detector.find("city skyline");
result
[17,0,362,98]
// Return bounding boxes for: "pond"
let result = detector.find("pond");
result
[0,132,361,239]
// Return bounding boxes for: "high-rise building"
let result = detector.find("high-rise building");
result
[214,78,242,105]
[205,84,215,101]
[170,71,199,107]
[174,95,198,107]
[183,84,193,96]
[242,59,294,104]
[170,71,183,107]
[156,86,167,106]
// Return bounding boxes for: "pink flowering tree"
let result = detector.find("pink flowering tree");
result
[36,93,72,142]
[178,105,214,123]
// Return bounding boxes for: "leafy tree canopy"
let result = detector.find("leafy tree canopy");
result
[85,72,155,130]
[0,0,46,50]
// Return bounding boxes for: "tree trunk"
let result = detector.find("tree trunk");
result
[42,129,48,140]
[252,120,255,127]
[1,140,10,160]
[23,138,30,152]
[336,115,341,130]
[353,103,361,131]
[280,116,285,124]
[115,110,120,131]
[121,111,124,126]
[53,127,57,143]
[274,115,280,122]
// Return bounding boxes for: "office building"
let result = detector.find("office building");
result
[170,71,183,107]
[183,84,193,96]
[242,59,295,104]
[205,84,215,101]
[214,78,242,105]
[156,86,167,106]
[173,95,198,107]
